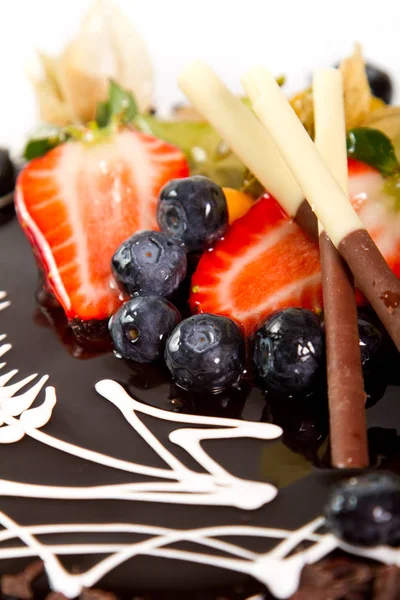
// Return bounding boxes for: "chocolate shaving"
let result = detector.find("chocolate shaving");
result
[0,562,117,600]
[2,557,400,600]
[44,589,117,600]
[290,556,372,600]
[45,593,68,600]
[320,231,368,468]
[290,557,400,600]
[80,588,117,600]
[373,565,400,600]
[1,560,44,600]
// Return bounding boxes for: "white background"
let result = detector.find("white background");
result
[1,0,400,153]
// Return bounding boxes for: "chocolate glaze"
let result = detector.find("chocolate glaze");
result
[339,229,400,351]
[294,199,318,241]
[319,231,368,468]
[1,215,400,599]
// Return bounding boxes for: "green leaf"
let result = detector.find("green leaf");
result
[347,127,400,176]
[24,82,139,160]
[96,80,137,128]
[109,79,137,123]
[383,175,400,212]
[95,100,111,128]
[136,114,247,188]
[24,130,68,161]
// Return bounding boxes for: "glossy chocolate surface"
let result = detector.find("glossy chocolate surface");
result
[1,214,400,598]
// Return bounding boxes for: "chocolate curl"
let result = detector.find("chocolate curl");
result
[314,68,368,468]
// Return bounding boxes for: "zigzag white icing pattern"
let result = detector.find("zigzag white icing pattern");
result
[0,291,399,599]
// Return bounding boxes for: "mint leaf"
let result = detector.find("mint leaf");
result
[96,80,137,127]
[347,127,400,176]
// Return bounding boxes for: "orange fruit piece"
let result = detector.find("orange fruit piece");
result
[223,188,254,224]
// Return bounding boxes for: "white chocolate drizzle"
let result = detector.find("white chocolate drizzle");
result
[0,292,400,599]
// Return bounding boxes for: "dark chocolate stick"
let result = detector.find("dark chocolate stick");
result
[320,232,368,468]
[293,197,368,466]
[294,199,318,242]
[245,69,400,350]
[339,229,400,351]
[293,196,368,466]
[311,67,368,468]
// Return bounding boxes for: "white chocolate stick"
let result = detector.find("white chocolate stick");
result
[313,67,368,469]
[245,67,363,248]
[248,66,400,352]
[178,61,303,214]
[242,67,273,105]
[313,68,348,199]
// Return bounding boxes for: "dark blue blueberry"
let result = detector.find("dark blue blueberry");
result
[0,149,15,197]
[111,231,187,298]
[366,63,393,104]
[253,308,324,394]
[358,314,384,374]
[325,472,400,547]
[165,314,245,393]
[109,296,181,363]
[157,176,228,252]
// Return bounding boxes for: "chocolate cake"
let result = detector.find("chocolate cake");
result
[1,12,400,596]
[0,204,400,599]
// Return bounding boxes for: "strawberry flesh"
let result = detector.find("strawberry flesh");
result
[191,194,322,335]
[191,159,400,336]
[16,130,189,321]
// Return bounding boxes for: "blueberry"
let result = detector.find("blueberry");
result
[109,296,181,363]
[157,176,228,252]
[253,308,324,394]
[111,231,187,298]
[358,314,384,374]
[165,314,245,393]
[325,472,400,547]
[366,63,393,104]
[0,149,15,197]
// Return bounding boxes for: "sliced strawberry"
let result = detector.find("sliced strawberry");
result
[16,130,189,321]
[190,194,322,335]
[348,158,400,280]
[190,159,400,336]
